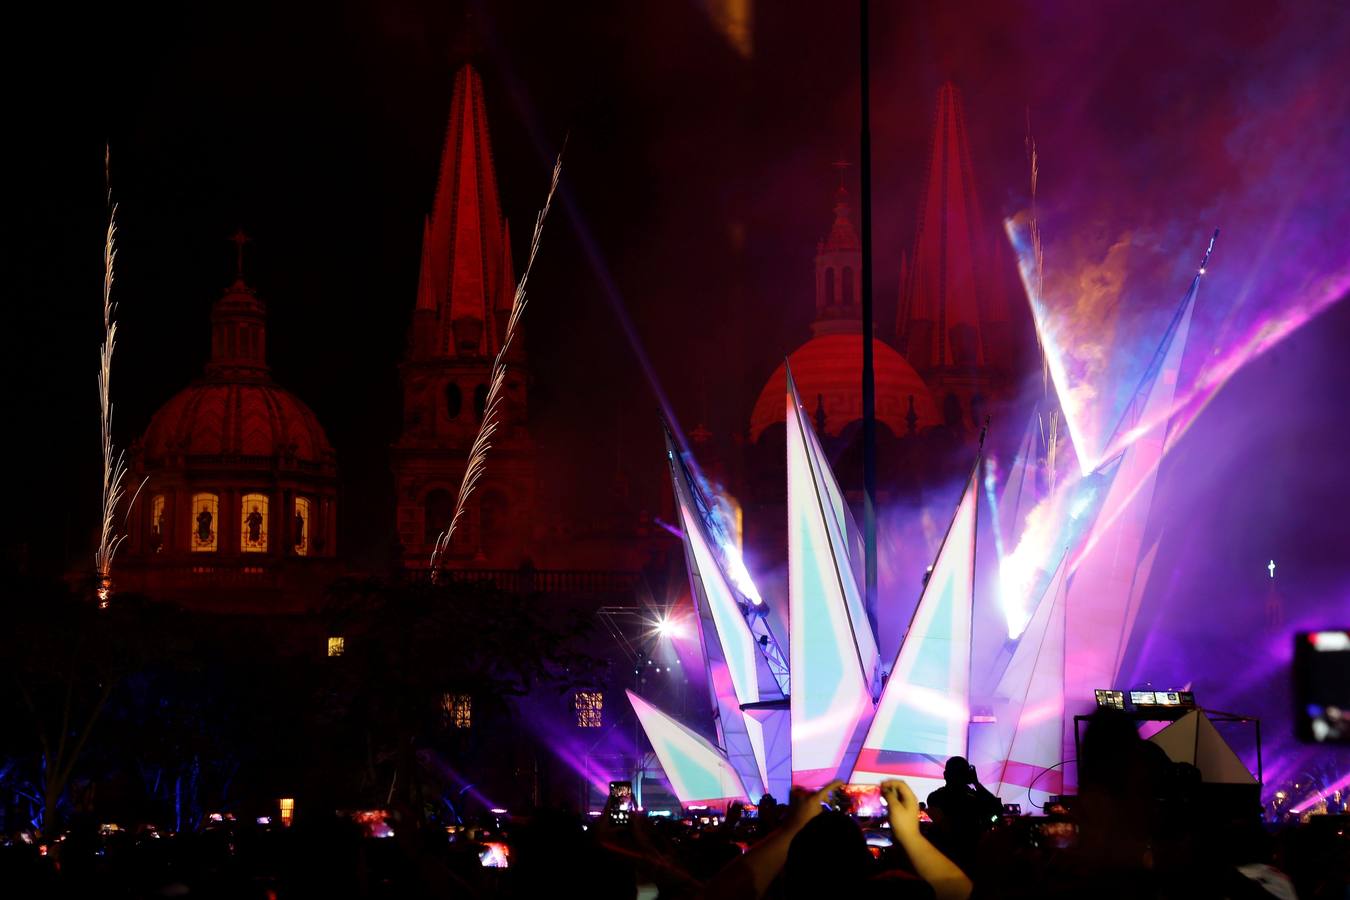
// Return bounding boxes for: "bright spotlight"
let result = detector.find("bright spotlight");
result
[655,616,678,639]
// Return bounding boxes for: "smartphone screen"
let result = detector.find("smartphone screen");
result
[1295,631,1350,743]
[608,781,634,823]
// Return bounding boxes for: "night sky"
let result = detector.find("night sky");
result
[8,0,1350,650]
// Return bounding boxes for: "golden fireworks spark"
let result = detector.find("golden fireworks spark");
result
[429,151,564,579]
[94,204,129,607]
[1025,111,1059,492]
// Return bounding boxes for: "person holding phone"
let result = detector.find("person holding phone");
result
[925,756,1003,865]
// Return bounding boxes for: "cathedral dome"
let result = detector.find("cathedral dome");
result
[749,334,940,441]
[139,265,335,472]
[141,379,335,471]
[120,244,340,608]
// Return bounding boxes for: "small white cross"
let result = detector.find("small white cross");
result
[1268,559,1276,579]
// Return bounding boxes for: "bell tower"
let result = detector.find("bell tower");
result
[392,63,533,569]
[811,163,864,337]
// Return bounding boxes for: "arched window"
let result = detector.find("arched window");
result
[191,493,219,552]
[842,267,854,305]
[241,493,269,552]
[425,488,454,545]
[294,497,312,556]
[445,382,463,419]
[473,383,489,421]
[824,267,836,306]
[151,495,167,553]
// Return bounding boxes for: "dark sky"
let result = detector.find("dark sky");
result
[7,0,1350,584]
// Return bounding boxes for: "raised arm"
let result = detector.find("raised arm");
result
[881,779,973,900]
[970,765,1004,821]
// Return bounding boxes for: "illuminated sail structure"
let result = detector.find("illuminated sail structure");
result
[1062,233,1212,783]
[998,420,1040,548]
[991,555,1068,809]
[786,366,880,784]
[624,234,1212,810]
[851,465,978,798]
[662,427,791,801]
[627,691,748,805]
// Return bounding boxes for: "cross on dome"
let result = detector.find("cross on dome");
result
[230,228,251,280]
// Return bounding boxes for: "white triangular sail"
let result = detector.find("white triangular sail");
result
[627,691,749,806]
[999,416,1040,547]
[786,366,878,784]
[851,467,977,799]
[1149,710,1256,785]
[991,555,1068,809]
[1064,271,1198,778]
[673,482,768,798]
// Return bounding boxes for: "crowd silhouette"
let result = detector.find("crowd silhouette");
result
[2,710,1344,898]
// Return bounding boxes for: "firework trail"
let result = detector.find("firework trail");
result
[429,150,564,579]
[94,151,143,607]
[1025,111,1061,495]
[1025,110,1046,391]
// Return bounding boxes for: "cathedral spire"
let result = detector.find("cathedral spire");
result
[897,81,1009,371]
[411,63,512,360]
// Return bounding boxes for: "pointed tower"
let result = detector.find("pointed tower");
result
[897,82,1010,430]
[812,171,864,336]
[393,63,533,569]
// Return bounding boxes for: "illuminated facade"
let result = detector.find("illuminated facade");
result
[121,252,339,612]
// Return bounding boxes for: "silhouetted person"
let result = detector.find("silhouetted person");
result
[246,507,264,543]
[784,810,874,898]
[196,508,213,543]
[926,756,1002,865]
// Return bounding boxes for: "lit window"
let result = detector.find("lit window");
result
[327,636,345,657]
[151,495,167,552]
[575,691,603,728]
[279,798,294,827]
[294,497,311,556]
[241,493,269,552]
[191,493,219,552]
[442,693,471,729]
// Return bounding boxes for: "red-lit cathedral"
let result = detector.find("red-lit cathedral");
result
[120,239,340,612]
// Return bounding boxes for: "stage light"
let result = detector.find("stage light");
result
[653,614,687,640]
[1268,559,1276,578]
